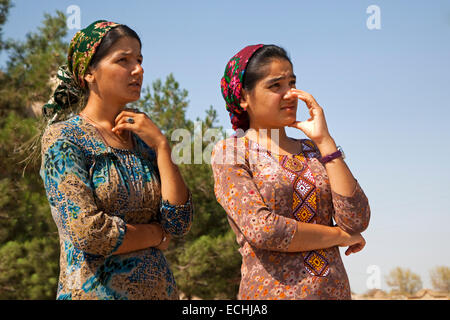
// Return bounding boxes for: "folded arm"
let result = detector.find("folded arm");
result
[211,140,365,253]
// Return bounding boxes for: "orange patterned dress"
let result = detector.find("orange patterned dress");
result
[211,136,370,300]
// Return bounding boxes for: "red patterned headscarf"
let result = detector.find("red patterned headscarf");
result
[221,44,264,131]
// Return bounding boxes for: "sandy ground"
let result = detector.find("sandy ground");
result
[351,289,449,300]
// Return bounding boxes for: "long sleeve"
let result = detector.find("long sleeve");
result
[331,180,370,234]
[135,135,193,238]
[305,139,370,235]
[159,192,193,237]
[211,140,297,251]
[40,137,127,257]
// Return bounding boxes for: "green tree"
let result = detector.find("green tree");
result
[0,0,13,50]
[385,267,423,295]
[175,231,241,299]
[0,9,66,299]
[0,238,58,299]
[130,74,193,138]
[1,10,67,118]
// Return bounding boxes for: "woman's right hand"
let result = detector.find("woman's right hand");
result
[337,227,366,256]
[113,109,168,150]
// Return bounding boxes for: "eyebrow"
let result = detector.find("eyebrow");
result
[116,51,143,59]
[265,74,296,85]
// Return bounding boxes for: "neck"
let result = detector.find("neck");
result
[81,93,124,129]
[246,122,304,155]
[247,125,288,143]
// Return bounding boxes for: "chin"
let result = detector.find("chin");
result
[125,94,141,103]
[281,117,297,127]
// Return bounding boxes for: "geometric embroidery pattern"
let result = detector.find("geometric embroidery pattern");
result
[295,205,314,223]
[278,148,330,277]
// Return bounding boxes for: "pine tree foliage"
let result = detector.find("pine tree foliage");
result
[0,6,66,299]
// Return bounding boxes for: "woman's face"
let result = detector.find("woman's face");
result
[242,58,297,130]
[86,36,144,106]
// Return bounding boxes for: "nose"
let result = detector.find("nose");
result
[132,62,144,76]
[282,88,295,100]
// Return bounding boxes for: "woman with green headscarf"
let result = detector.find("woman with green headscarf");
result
[40,20,193,300]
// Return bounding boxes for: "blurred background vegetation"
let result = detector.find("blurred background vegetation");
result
[0,0,447,299]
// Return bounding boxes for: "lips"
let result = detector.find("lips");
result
[129,81,142,91]
[281,105,296,111]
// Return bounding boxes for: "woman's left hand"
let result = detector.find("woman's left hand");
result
[113,109,168,150]
[287,89,332,145]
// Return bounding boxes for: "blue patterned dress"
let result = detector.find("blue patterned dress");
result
[40,115,193,300]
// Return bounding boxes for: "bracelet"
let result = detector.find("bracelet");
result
[156,229,167,247]
[319,145,345,164]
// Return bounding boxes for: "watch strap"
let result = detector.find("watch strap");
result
[320,149,342,164]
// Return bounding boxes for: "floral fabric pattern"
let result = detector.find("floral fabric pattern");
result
[220,44,263,131]
[40,115,193,300]
[68,20,120,88]
[211,137,370,300]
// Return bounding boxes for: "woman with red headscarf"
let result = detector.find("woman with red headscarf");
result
[212,44,370,300]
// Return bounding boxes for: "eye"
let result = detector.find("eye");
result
[269,83,280,89]
[117,57,127,63]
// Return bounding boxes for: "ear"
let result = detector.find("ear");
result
[84,68,95,86]
[240,89,249,111]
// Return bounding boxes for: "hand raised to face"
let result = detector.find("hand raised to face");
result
[287,89,332,145]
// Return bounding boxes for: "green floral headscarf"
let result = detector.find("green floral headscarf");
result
[42,20,120,122]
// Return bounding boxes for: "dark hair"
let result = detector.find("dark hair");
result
[233,45,292,131]
[89,24,142,69]
[83,24,141,100]
[242,45,292,92]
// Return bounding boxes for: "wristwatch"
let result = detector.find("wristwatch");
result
[319,146,345,164]
[157,229,167,247]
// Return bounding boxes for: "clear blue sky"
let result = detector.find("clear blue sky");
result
[2,0,449,294]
